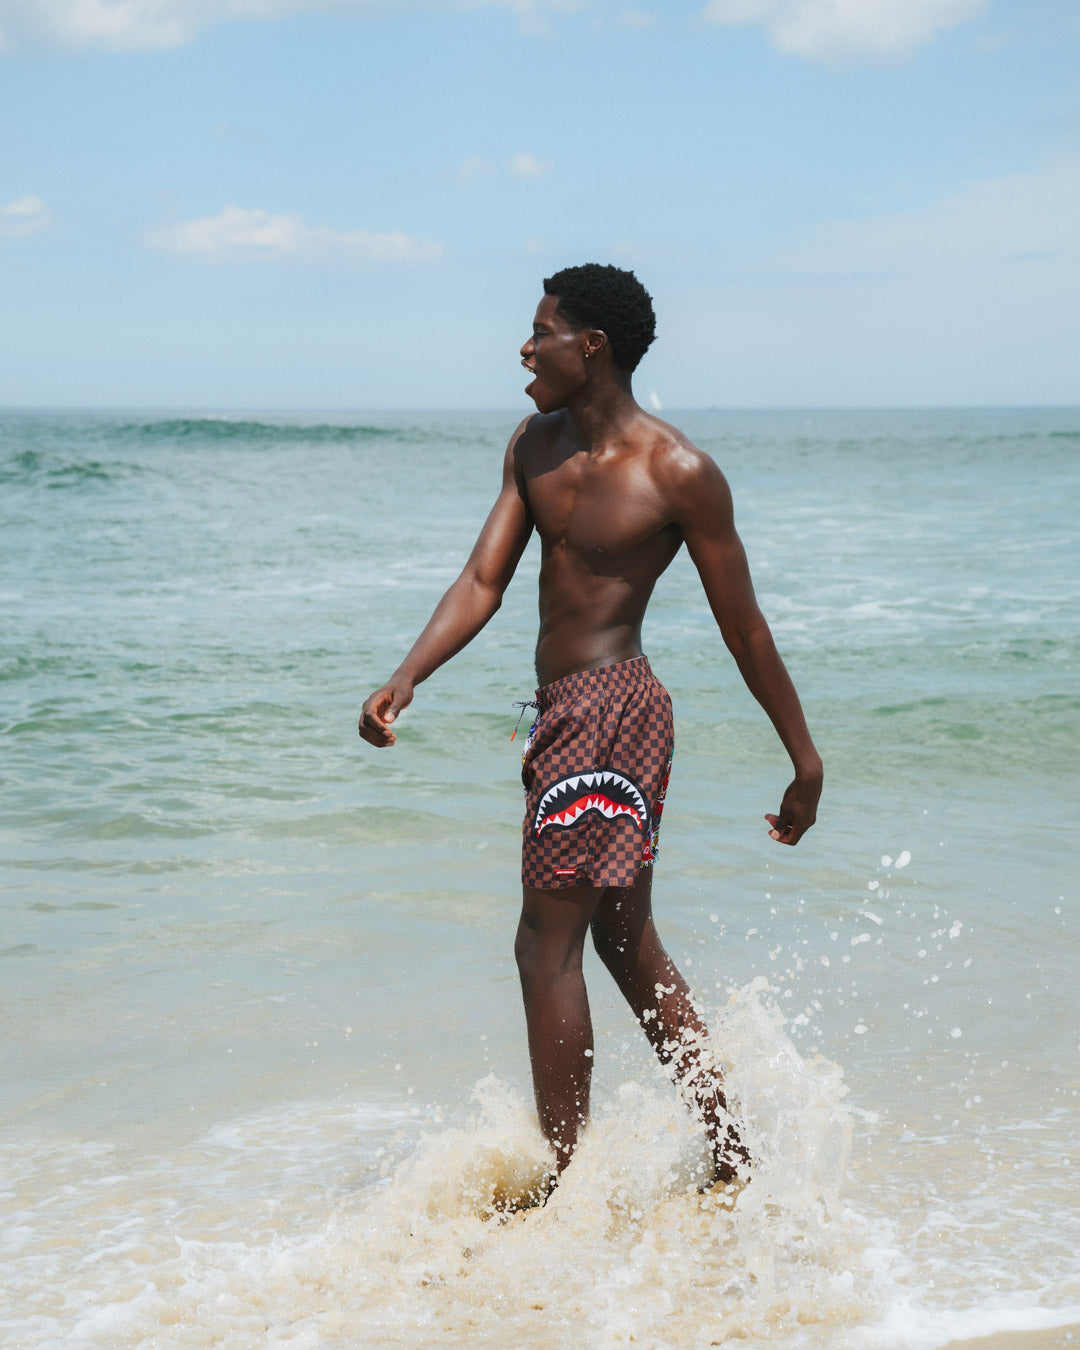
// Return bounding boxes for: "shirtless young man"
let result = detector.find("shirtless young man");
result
[359,264,822,1189]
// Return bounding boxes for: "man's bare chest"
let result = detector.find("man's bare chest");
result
[525,459,677,561]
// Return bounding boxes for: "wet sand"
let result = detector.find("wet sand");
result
[945,1324,1079,1349]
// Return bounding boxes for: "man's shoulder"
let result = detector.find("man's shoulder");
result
[634,418,735,532]
[511,410,565,447]
[641,416,725,490]
[506,412,575,476]
[506,408,727,496]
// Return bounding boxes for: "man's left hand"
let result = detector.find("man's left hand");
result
[765,773,821,846]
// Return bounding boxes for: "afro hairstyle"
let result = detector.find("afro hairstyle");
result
[542,263,656,373]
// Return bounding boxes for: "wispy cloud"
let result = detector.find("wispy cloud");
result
[773,157,1080,278]
[502,0,594,39]
[0,0,591,54]
[615,6,657,30]
[454,151,551,184]
[0,0,983,58]
[700,0,988,65]
[0,194,50,238]
[507,151,549,179]
[1,0,202,52]
[591,6,657,33]
[456,156,498,185]
[147,205,443,264]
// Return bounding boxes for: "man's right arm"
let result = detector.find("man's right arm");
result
[358,421,535,747]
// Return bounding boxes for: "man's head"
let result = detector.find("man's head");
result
[542,264,656,374]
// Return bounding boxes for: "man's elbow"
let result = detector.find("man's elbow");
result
[721,613,773,662]
[466,570,505,616]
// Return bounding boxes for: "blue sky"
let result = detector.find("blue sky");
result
[2,0,1077,408]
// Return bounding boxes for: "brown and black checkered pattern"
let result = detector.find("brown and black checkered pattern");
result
[521,656,675,890]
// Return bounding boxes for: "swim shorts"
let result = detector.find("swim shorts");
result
[521,656,674,890]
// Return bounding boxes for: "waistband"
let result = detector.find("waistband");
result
[534,655,655,711]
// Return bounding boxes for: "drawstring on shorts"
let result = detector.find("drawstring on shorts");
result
[511,699,539,741]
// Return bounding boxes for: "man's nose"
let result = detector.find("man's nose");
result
[520,335,534,358]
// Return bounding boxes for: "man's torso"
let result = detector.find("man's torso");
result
[514,409,697,685]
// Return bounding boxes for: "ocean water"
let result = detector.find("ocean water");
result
[1,406,1078,1348]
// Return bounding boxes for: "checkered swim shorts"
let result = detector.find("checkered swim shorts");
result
[521,656,674,890]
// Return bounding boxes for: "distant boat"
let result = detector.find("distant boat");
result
[648,390,662,411]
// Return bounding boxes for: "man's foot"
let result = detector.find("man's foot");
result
[701,1121,751,1201]
[488,1170,557,1218]
[698,1170,750,1208]
[714,1116,751,1166]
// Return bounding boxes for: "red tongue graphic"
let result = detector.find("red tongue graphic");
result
[541,792,643,834]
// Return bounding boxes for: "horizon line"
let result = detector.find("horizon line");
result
[3,402,1079,415]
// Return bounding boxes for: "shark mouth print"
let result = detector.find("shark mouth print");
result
[533,770,648,837]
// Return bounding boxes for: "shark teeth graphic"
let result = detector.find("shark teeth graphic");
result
[534,770,648,837]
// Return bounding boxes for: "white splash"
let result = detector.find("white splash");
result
[2,984,914,1348]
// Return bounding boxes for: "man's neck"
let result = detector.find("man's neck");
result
[564,376,642,452]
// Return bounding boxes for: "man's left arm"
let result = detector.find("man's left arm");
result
[674,449,823,845]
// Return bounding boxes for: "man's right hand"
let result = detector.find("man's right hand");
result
[358,680,413,747]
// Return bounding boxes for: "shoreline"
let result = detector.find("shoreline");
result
[944,1325,1079,1349]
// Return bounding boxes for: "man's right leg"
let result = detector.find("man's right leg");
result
[515,883,604,1174]
[590,868,749,1184]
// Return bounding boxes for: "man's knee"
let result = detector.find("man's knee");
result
[515,916,538,983]
[590,910,629,971]
[516,901,592,994]
[514,914,573,990]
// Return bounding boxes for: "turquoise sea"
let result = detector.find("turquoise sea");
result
[1,406,1078,1348]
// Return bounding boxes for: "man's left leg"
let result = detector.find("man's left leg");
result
[514,883,604,1173]
[590,867,750,1185]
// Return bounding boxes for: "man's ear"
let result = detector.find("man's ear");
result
[583,329,608,359]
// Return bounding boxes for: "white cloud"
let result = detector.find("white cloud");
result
[590,6,657,32]
[618,6,657,29]
[1,0,223,52]
[0,0,592,53]
[778,157,1080,276]
[700,0,988,64]
[503,0,594,39]
[712,157,1080,404]
[507,151,549,179]
[0,194,50,238]
[147,205,443,263]
[457,155,498,184]
[454,151,550,184]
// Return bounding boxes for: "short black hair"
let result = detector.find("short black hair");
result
[542,263,656,373]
